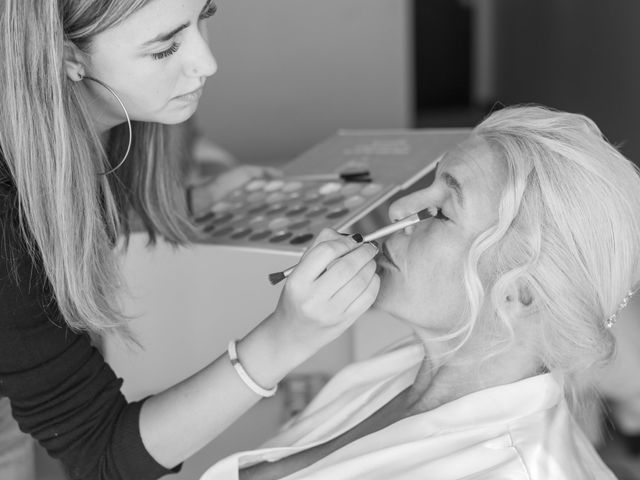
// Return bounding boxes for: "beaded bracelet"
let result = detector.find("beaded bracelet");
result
[227,340,277,398]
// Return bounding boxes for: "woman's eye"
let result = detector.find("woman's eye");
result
[152,42,181,60]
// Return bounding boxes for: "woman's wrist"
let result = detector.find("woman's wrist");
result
[228,340,277,397]
[235,312,310,390]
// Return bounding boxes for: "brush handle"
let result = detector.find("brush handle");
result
[271,214,420,283]
[281,265,295,279]
[362,215,419,242]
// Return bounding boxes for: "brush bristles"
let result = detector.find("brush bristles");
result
[268,271,287,285]
[419,207,437,220]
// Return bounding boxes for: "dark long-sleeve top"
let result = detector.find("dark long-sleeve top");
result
[0,165,180,479]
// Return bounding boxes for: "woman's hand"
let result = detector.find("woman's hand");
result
[268,229,381,364]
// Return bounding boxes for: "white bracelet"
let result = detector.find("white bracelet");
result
[227,340,277,398]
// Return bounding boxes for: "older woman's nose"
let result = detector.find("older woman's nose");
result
[388,190,435,235]
[388,191,427,222]
[387,201,408,223]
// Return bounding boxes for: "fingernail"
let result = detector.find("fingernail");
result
[368,240,379,249]
[351,233,363,243]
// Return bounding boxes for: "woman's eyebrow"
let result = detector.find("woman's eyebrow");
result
[140,0,215,47]
[441,171,465,207]
[142,24,188,46]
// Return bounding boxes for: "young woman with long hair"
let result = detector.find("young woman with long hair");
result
[0,1,380,479]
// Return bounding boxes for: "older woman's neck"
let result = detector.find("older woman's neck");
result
[404,331,540,415]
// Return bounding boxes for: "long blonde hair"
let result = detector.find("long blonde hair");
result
[0,0,193,334]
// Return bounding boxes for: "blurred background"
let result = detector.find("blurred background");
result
[197,0,640,167]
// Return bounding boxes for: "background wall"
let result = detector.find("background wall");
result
[491,0,640,163]
[194,0,411,165]
[415,0,640,167]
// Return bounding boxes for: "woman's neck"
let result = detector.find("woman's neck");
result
[403,327,541,415]
[81,84,121,143]
[99,128,112,151]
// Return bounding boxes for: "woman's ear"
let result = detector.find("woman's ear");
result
[502,278,535,319]
[63,41,86,82]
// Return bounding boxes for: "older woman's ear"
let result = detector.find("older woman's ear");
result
[502,279,535,319]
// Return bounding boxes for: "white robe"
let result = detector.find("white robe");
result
[201,338,617,480]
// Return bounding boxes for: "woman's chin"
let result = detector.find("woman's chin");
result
[150,101,200,125]
[163,108,198,125]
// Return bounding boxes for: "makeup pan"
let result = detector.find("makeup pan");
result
[269,231,293,243]
[194,211,216,223]
[192,177,389,251]
[290,233,314,245]
[212,226,234,238]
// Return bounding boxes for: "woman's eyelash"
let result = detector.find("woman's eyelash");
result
[200,3,217,19]
[151,4,215,60]
[151,3,218,60]
[152,42,181,60]
[434,208,449,221]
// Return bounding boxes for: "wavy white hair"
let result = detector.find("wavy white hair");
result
[452,106,640,389]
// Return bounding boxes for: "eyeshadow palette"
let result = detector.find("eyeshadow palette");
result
[192,129,470,253]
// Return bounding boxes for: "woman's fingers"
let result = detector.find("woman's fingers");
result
[271,231,379,355]
[303,228,346,250]
[289,233,362,285]
[316,244,379,303]
[344,268,380,318]
[330,257,377,304]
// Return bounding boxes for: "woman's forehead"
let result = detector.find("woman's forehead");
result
[438,136,506,194]
[94,0,207,47]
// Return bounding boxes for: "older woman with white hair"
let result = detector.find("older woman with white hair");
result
[202,105,640,480]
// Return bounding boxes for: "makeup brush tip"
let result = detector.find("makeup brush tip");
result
[420,207,437,219]
[268,272,286,285]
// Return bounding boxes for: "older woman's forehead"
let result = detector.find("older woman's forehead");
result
[439,137,505,188]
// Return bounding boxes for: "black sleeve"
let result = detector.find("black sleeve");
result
[0,192,181,479]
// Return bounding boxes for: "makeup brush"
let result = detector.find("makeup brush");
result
[268,206,436,285]
[286,171,372,183]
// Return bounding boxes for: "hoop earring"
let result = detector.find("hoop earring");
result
[81,75,132,175]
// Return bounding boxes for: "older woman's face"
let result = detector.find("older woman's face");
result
[82,0,218,128]
[373,136,507,334]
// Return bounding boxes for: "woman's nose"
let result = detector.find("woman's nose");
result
[191,49,217,78]
[187,32,218,78]
[199,53,217,78]
[387,201,408,224]
[387,190,431,235]
[388,190,426,222]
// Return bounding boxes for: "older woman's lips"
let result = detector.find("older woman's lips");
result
[379,242,399,270]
